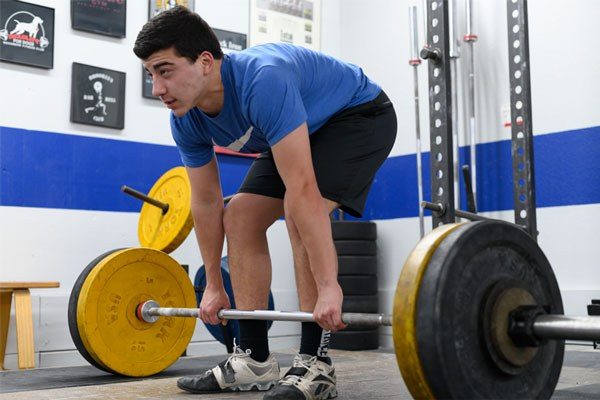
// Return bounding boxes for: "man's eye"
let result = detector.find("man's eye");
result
[159,69,170,77]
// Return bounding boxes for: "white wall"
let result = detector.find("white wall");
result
[336,0,600,346]
[0,0,343,369]
[1,0,599,370]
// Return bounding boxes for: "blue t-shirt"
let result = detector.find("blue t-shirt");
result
[171,43,381,167]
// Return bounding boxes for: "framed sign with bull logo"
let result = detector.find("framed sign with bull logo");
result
[0,0,54,69]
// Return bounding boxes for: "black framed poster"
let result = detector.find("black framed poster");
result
[142,65,156,99]
[71,63,126,130]
[0,0,54,69]
[214,28,247,54]
[148,0,194,20]
[71,0,127,38]
[142,28,247,100]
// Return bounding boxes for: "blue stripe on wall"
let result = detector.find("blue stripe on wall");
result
[1,125,599,219]
[361,125,600,220]
[0,127,251,212]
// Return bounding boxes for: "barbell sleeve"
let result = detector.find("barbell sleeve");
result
[121,185,170,214]
[533,315,600,341]
[123,184,234,209]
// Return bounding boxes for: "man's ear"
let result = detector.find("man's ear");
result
[198,51,215,74]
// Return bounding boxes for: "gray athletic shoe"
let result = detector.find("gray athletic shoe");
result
[177,345,280,394]
[264,354,337,400]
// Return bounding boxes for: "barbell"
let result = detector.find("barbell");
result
[68,219,600,399]
[121,166,233,254]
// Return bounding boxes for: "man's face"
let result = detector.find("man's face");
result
[143,47,208,117]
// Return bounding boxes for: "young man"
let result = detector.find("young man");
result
[134,6,396,400]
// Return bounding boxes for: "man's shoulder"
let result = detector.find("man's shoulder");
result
[230,43,315,70]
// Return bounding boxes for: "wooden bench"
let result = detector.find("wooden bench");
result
[0,282,60,370]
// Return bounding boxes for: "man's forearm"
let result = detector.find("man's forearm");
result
[191,198,226,287]
[285,187,338,290]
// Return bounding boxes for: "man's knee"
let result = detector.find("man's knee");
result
[222,200,247,239]
[223,195,280,239]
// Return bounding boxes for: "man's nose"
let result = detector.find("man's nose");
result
[152,78,166,97]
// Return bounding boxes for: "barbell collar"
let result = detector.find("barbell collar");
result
[139,302,392,327]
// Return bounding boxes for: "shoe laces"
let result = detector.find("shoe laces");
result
[280,354,318,387]
[294,354,318,370]
[224,339,252,370]
[205,339,251,377]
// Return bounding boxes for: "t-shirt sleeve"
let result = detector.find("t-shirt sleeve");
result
[247,67,307,146]
[170,112,214,168]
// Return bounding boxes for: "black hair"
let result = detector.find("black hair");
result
[133,6,223,62]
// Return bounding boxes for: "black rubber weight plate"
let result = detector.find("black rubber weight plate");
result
[338,256,377,275]
[342,295,378,314]
[335,240,377,256]
[416,221,564,399]
[338,275,378,296]
[331,221,377,240]
[68,248,126,374]
[330,329,379,350]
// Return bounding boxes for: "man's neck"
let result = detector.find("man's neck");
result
[196,59,224,116]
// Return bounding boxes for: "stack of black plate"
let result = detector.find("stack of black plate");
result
[330,221,379,350]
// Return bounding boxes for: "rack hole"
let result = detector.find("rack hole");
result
[512,24,520,33]
[432,18,438,27]
[433,35,439,44]
[436,153,443,162]
[514,55,521,64]
[516,116,524,125]
[512,10,519,18]
[514,70,522,79]
[435,102,441,111]
[437,187,444,196]
[515,85,522,94]
[513,39,520,48]
[435,135,442,144]
[517,147,524,156]
[434,67,440,77]
[519,178,525,187]
[519,194,526,203]
[435,119,442,128]
[517,131,524,139]
[518,163,524,171]
[436,170,443,179]
[431,2,438,11]
[520,209,527,219]
[516,100,523,110]
[434,85,441,94]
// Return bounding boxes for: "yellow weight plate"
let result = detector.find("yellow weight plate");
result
[77,248,196,377]
[393,223,464,399]
[138,166,193,254]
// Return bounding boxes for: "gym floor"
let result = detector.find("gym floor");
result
[1,345,598,399]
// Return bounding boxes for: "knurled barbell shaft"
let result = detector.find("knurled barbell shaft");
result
[144,304,392,327]
[121,185,170,214]
[533,315,600,341]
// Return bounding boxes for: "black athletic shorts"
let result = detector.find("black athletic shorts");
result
[237,90,397,217]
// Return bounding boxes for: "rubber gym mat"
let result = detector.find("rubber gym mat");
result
[0,353,296,394]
